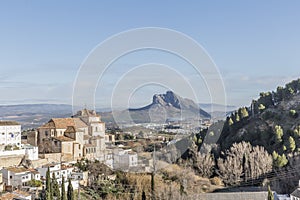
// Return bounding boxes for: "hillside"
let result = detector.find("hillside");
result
[218,78,300,155]
[0,104,73,129]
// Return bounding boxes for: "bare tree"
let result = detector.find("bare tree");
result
[217,142,272,186]
[194,152,215,178]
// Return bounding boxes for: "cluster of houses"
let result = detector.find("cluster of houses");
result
[1,109,300,199]
[0,109,139,199]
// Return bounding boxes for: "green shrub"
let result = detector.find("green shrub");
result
[289,109,298,118]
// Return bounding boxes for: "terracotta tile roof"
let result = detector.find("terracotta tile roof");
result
[65,126,83,133]
[61,165,74,170]
[40,118,87,129]
[53,136,74,142]
[0,192,18,200]
[40,121,55,129]
[0,121,20,126]
[6,166,29,173]
[28,169,40,174]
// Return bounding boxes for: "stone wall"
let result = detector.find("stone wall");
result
[0,155,23,168]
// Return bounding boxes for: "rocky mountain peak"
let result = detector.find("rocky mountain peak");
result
[152,91,181,109]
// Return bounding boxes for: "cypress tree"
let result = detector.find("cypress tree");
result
[61,176,67,200]
[151,173,155,200]
[142,191,146,200]
[52,173,60,199]
[46,167,52,200]
[67,178,74,200]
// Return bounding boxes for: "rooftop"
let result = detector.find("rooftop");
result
[40,118,87,129]
[0,121,20,126]
[42,162,60,168]
[53,136,74,142]
[5,166,29,173]
[65,125,83,133]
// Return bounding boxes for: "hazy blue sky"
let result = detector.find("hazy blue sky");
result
[0,1,300,108]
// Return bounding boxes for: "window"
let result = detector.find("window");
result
[78,144,81,149]
[10,176,12,179]
[2,133,4,135]
[45,131,48,136]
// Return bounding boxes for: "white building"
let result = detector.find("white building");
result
[0,145,39,161]
[112,148,138,170]
[1,166,40,188]
[37,163,73,184]
[36,163,80,189]
[23,144,39,160]
[0,121,21,147]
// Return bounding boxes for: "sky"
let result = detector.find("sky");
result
[0,1,300,109]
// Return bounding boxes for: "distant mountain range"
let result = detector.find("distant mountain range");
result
[0,91,235,128]
[0,104,73,129]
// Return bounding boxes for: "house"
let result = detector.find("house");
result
[36,163,73,184]
[112,148,138,170]
[37,109,107,161]
[0,121,22,148]
[0,122,39,167]
[70,171,88,186]
[22,144,38,160]
[1,166,40,188]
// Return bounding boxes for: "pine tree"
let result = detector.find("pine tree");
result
[228,117,234,126]
[46,167,52,200]
[275,125,283,143]
[67,178,74,200]
[61,176,67,200]
[288,136,296,152]
[240,107,249,118]
[52,173,60,199]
